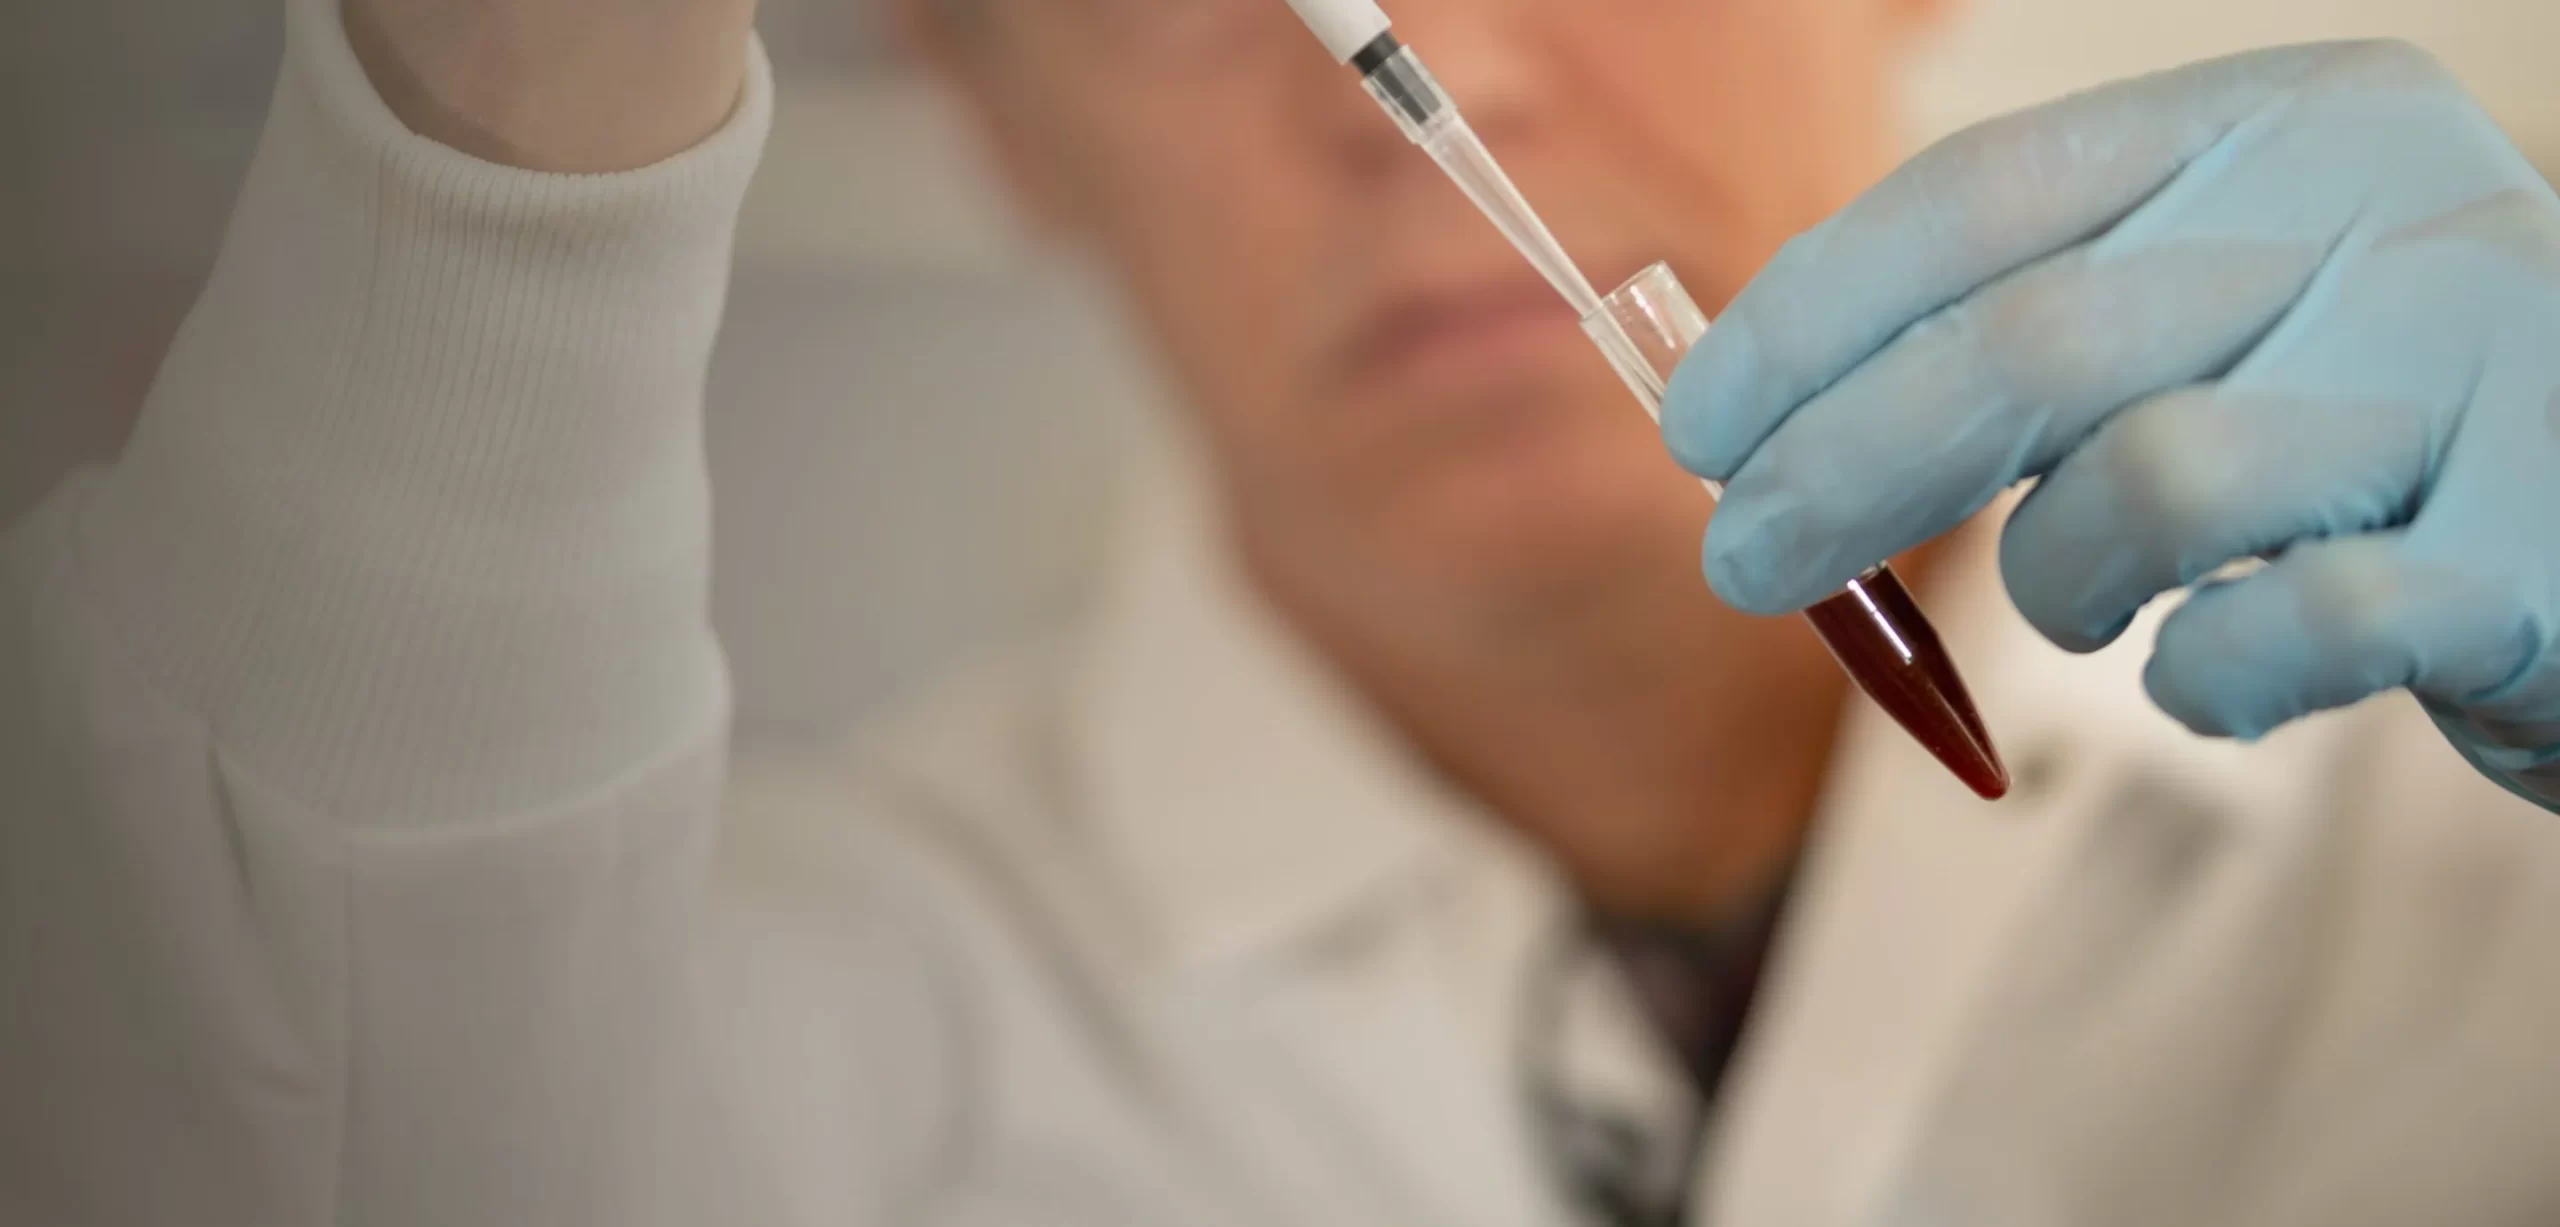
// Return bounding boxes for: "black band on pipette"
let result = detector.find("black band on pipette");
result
[1354,33,1444,129]
[1350,32,1401,77]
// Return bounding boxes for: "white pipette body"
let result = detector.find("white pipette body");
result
[1282,0,1392,63]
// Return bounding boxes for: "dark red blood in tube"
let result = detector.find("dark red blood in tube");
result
[1801,565,2009,800]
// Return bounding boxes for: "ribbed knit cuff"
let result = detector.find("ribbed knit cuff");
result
[78,0,772,825]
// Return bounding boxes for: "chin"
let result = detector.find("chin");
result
[1382,421,1707,622]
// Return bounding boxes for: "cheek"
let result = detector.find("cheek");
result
[1546,1,1897,287]
[1060,97,1345,463]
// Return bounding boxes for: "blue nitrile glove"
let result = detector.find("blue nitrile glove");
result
[1659,42,2560,811]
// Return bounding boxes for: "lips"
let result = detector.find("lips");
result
[1338,274,1586,390]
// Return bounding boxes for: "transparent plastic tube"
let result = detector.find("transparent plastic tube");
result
[1592,264,2010,800]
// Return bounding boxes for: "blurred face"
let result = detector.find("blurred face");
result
[930,0,1923,632]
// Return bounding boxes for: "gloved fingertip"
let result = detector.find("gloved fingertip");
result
[2142,649,2275,743]
[2049,609,2138,656]
[1703,529,1787,616]
[1661,311,1763,482]
[1704,493,1829,615]
[2214,708,2280,744]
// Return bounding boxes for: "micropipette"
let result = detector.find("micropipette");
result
[1282,0,2010,798]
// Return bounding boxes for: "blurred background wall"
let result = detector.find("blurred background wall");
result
[5,0,2556,745]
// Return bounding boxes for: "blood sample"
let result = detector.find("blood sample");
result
[1584,263,2008,799]
[1802,566,2009,799]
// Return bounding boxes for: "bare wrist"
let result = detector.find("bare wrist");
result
[343,0,757,172]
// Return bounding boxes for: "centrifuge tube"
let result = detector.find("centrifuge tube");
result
[1589,264,2010,800]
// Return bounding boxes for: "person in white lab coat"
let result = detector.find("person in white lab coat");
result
[798,1,2559,1221]
[7,1,2560,1227]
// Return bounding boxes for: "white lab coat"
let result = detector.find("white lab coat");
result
[7,1,2559,1222]
[710,459,2560,1227]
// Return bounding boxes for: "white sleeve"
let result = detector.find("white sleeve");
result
[0,0,771,1219]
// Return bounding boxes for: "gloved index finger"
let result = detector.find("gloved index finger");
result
[1662,43,2337,483]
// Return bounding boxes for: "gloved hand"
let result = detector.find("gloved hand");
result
[1659,41,2560,810]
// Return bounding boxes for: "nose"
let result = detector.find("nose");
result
[1378,0,1545,148]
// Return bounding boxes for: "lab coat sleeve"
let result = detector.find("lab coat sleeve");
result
[0,0,771,1220]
